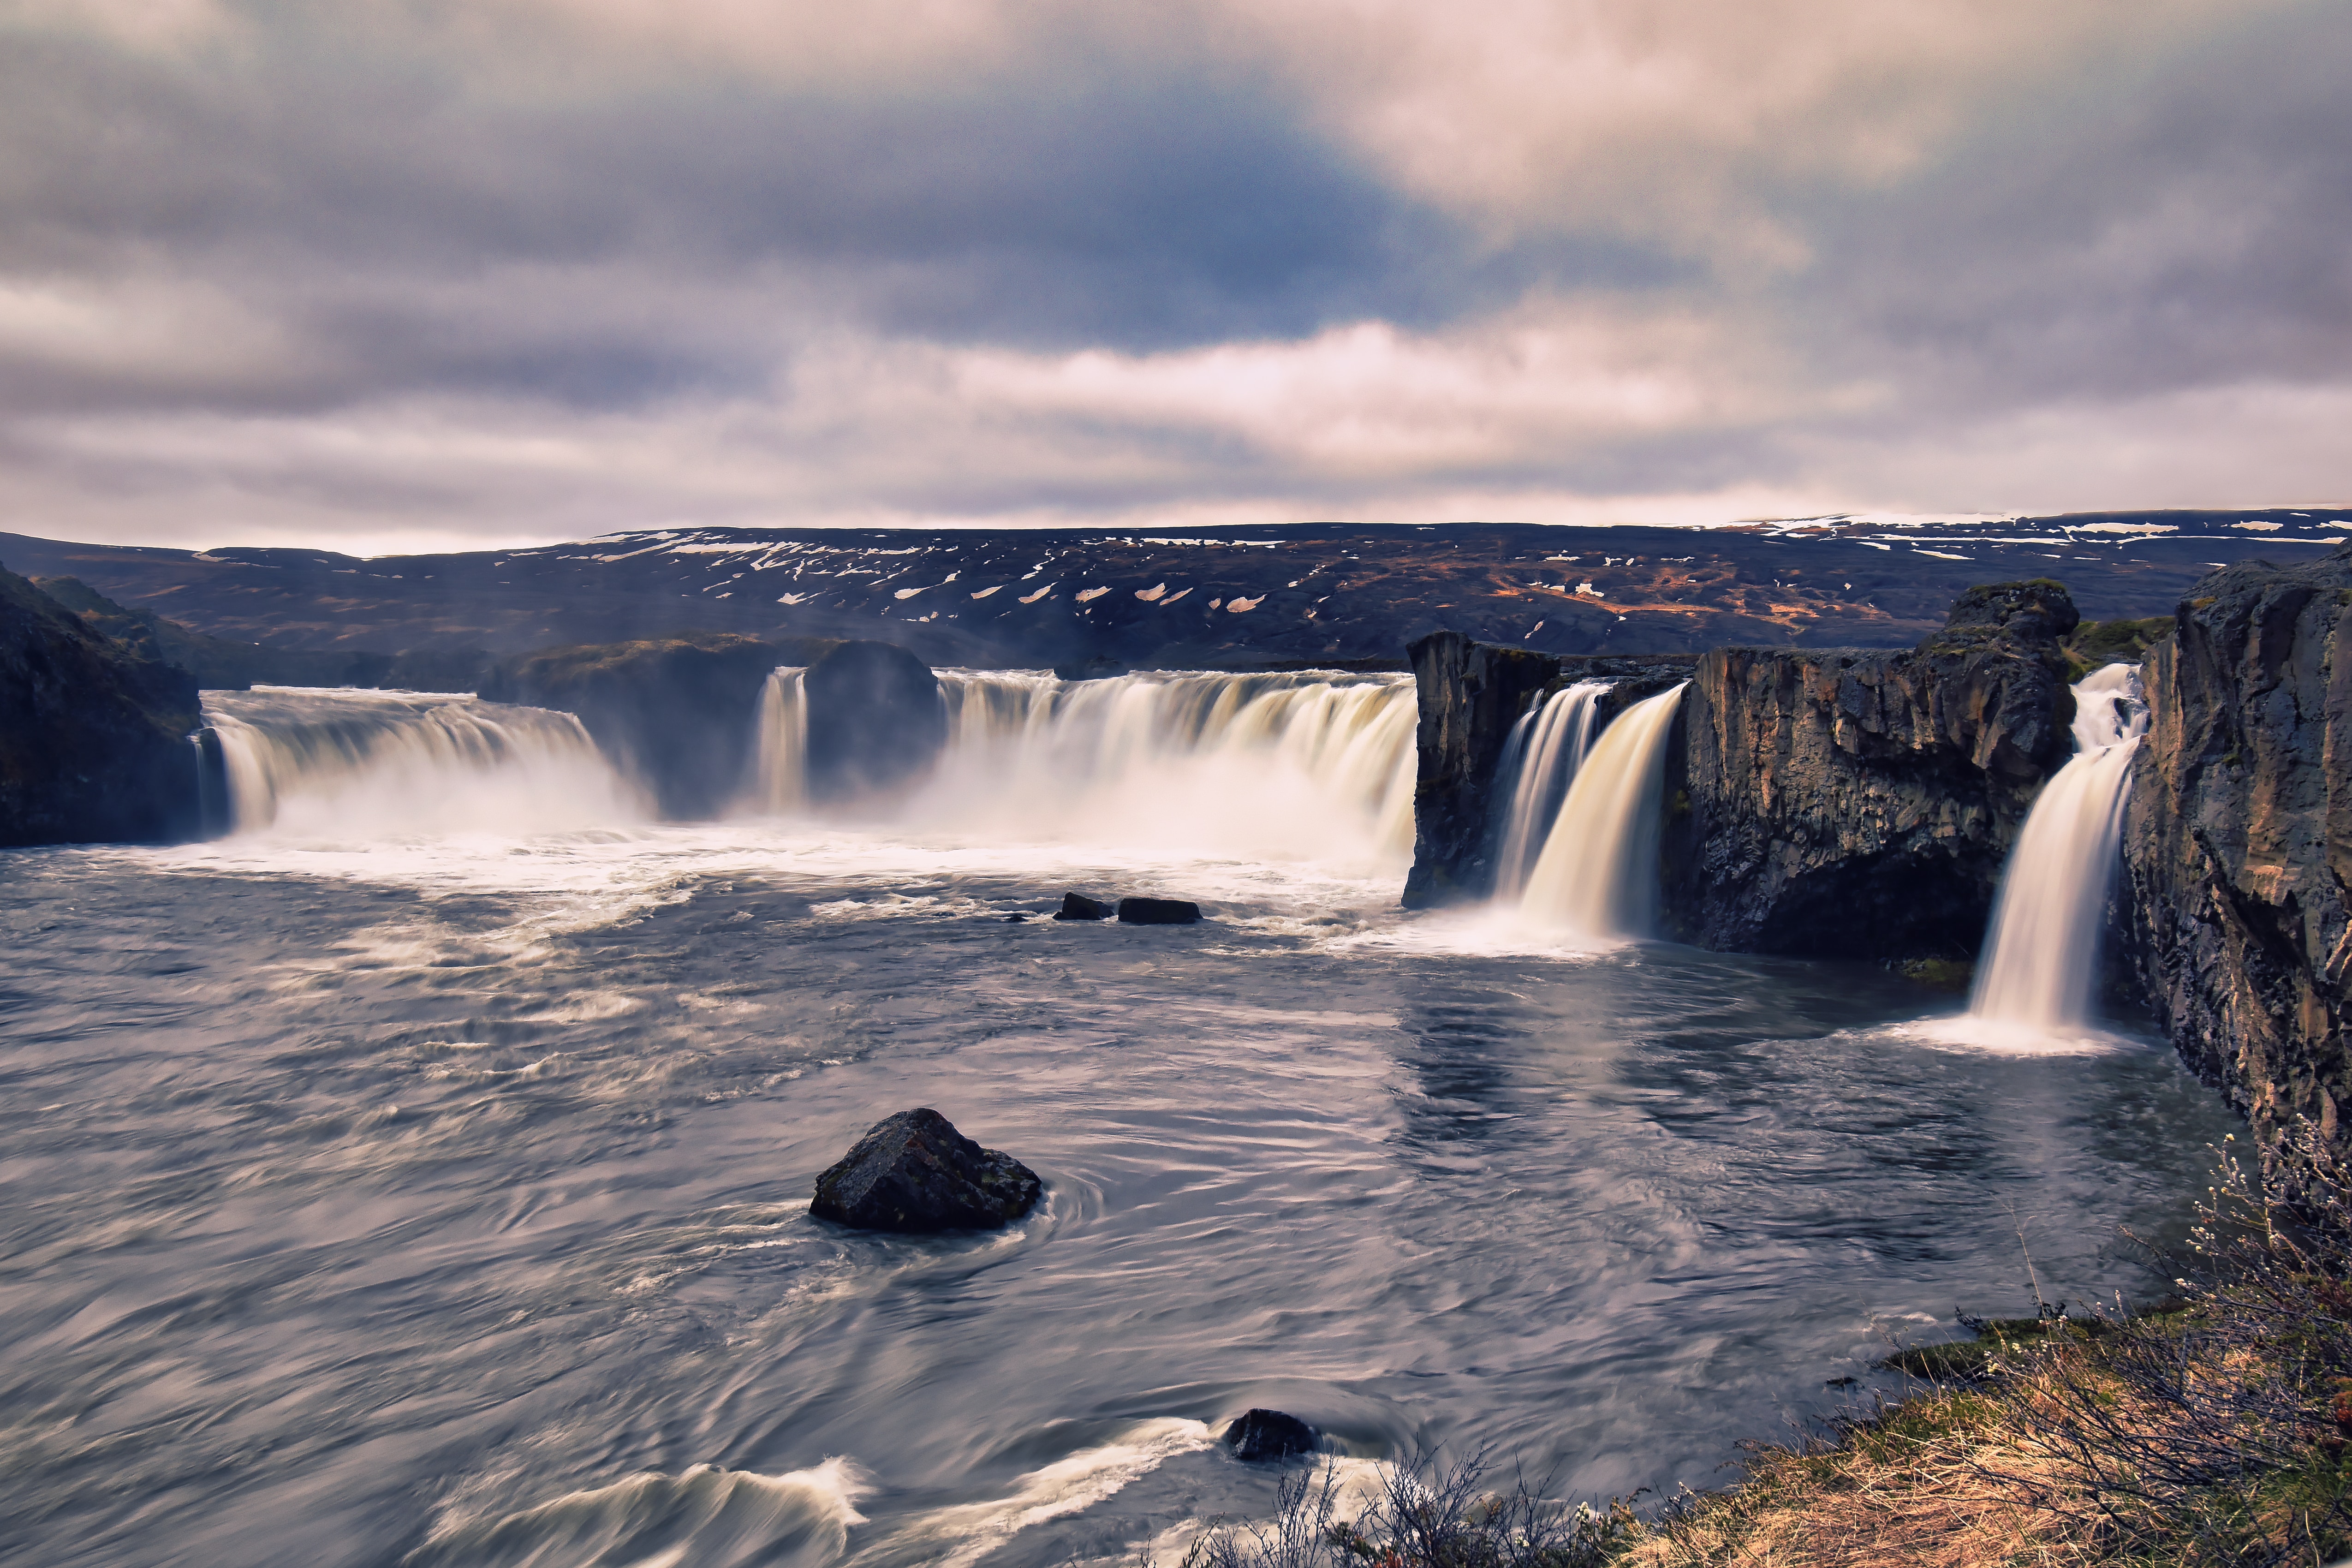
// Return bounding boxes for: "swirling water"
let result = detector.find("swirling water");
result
[0,687,2236,1568]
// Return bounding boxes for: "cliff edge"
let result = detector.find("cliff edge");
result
[2122,545,2352,1151]
[1660,581,2079,958]
[2,564,207,847]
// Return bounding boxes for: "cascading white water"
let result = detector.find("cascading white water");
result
[875,669,1421,869]
[1517,683,1689,936]
[1967,663,2149,1029]
[744,668,809,814]
[202,687,643,837]
[1490,681,1612,901]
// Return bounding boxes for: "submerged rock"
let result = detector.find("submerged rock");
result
[809,1108,1042,1233]
[1117,896,1202,925]
[2121,545,2352,1166]
[1055,892,1113,920]
[1222,1409,1317,1461]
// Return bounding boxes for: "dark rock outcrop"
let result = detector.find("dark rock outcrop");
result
[482,632,830,817]
[1658,581,2078,958]
[32,576,492,693]
[2,565,208,846]
[1401,631,1695,906]
[803,639,947,803]
[1055,892,1113,920]
[2120,547,2352,1156]
[1222,1409,1317,1461]
[809,1109,1043,1233]
[1117,896,1202,924]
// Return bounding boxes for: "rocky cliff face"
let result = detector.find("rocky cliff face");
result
[1658,582,2080,958]
[1400,630,1695,906]
[481,633,827,817]
[2120,546,2352,1152]
[1,565,208,846]
[801,640,947,804]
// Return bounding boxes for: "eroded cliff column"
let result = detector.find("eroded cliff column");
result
[2121,545,2352,1151]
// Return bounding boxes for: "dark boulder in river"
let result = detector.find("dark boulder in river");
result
[1657,580,2078,960]
[1222,1409,1317,1461]
[810,1109,1043,1232]
[803,639,947,802]
[1117,896,1202,924]
[2121,544,2352,1166]
[1055,892,1113,920]
[1,564,208,847]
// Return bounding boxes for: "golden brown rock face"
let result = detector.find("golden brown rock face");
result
[2122,546,2352,1157]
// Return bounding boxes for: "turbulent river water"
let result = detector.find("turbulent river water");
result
[2,676,2239,1568]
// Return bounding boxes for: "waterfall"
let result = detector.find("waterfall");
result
[913,669,1419,869]
[1490,681,1612,900]
[202,687,643,837]
[1967,663,2149,1029]
[1516,683,1689,936]
[744,668,810,814]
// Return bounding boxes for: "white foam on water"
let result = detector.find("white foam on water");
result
[411,1457,872,1568]
[866,1418,1216,1568]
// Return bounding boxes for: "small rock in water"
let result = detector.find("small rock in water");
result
[1003,912,1030,923]
[1054,893,1114,921]
[1117,896,1202,925]
[1223,1409,1317,1461]
[810,1108,1043,1233]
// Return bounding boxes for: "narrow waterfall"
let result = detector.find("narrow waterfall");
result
[744,668,809,814]
[202,687,643,836]
[1517,683,1689,936]
[1968,663,2149,1028]
[1490,681,1612,900]
[917,669,1419,868]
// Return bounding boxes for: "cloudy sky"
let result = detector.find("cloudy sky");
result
[1,0,2345,553]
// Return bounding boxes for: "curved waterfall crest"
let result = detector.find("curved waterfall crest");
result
[739,668,1418,865]
[1491,680,1612,901]
[1967,662,2149,1030]
[1517,682,1689,936]
[203,686,642,836]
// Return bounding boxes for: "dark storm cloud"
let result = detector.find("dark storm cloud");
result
[0,0,2341,549]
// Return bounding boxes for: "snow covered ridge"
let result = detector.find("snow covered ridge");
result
[6,510,2348,671]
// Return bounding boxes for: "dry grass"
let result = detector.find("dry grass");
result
[1168,1128,2352,1568]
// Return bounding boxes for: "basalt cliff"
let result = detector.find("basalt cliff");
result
[2121,545,2352,1151]
[1658,582,2078,959]
[1405,583,2080,957]
[1,564,210,847]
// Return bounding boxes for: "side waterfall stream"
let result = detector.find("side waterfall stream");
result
[0,667,2232,1568]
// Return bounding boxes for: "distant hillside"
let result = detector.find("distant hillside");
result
[3,509,2346,671]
